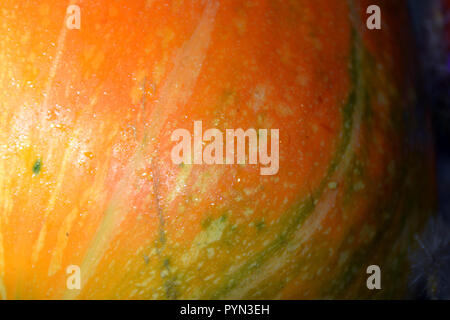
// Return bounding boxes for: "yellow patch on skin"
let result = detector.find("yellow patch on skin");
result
[182,217,227,266]
[32,128,81,265]
[136,276,154,288]
[83,46,95,62]
[48,208,79,276]
[31,224,48,265]
[130,85,142,106]
[194,166,224,197]
[21,31,30,45]
[152,59,167,86]
[91,51,105,71]
[167,164,193,203]
[0,152,12,223]
[207,247,215,259]
[328,182,338,190]
[81,47,105,75]
[158,27,175,49]
[0,278,6,300]
[0,228,5,280]
[243,188,254,196]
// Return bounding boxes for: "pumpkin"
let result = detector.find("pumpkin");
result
[0,0,435,299]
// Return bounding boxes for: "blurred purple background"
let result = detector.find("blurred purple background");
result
[409,0,449,222]
[408,0,450,299]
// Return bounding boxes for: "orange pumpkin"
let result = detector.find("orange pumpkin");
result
[0,0,434,299]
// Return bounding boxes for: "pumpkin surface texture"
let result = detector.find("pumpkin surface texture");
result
[0,0,435,299]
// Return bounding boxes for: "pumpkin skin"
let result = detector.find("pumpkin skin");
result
[0,0,435,299]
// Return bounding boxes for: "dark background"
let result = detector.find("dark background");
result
[409,0,449,223]
[408,0,449,299]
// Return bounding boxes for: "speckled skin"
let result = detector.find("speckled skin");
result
[0,0,435,299]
